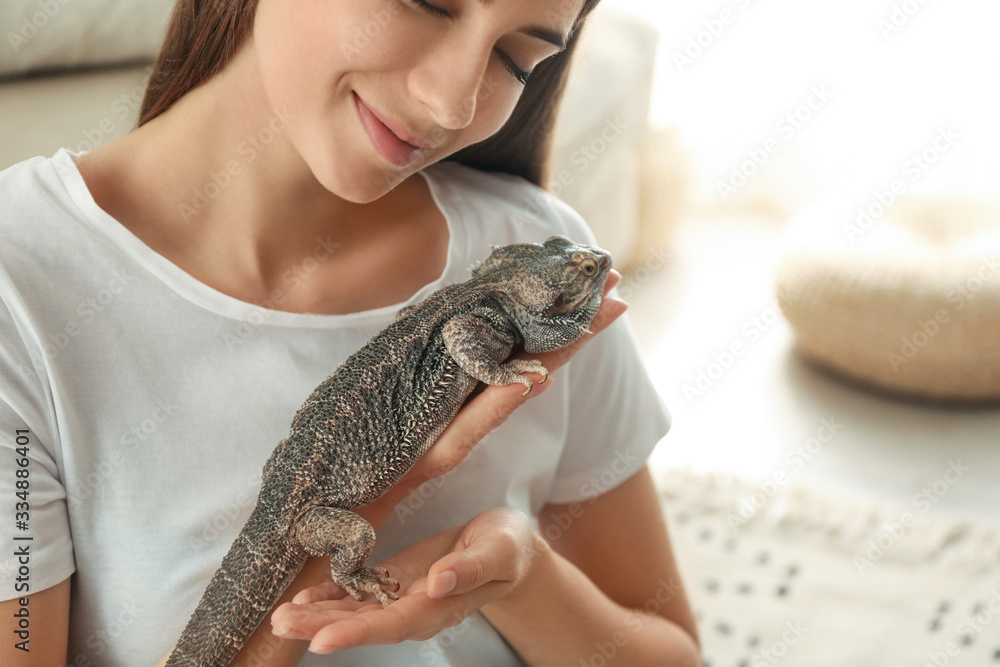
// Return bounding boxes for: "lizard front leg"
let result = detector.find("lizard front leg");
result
[292,506,399,607]
[443,315,548,397]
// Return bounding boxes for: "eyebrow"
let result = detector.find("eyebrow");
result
[476,0,570,50]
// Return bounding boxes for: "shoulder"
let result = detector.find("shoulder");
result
[424,160,598,250]
[0,150,71,213]
[0,150,85,266]
[0,150,107,359]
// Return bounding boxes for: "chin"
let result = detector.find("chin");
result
[307,145,410,204]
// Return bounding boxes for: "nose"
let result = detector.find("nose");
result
[409,39,490,132]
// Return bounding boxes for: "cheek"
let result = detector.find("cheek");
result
[253,0,353,115]
[251,0,527,196]
[253,0,402,197]
[470,76,521,140]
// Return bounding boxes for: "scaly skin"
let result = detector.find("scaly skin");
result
[165,235,613,665]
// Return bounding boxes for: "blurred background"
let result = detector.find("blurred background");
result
[592,0,1000,514]
[624,0,1000,212]
[2,0,999,663]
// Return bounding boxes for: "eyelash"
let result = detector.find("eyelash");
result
[408,0,533,85]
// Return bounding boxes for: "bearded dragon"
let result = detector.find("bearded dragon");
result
[165,235,613,665]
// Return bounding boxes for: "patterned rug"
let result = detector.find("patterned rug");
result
[656,468,1000,666]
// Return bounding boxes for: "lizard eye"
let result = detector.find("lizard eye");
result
[572,252,599,277]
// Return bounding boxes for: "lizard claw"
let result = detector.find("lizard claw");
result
[334,566,400,608]
[520,369,549,396]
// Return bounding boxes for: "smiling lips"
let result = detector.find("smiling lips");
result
[353,91,430,167]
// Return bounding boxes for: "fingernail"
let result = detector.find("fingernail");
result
[310,644,345,654]
[430,570,457,597]
[273,626,306,639]
[608,296,628,310]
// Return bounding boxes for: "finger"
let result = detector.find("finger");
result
[289,522,461,606]
[272,598,386,642]
[425,546,514,599]
[302,592,477,653]
[604,268,622,295]
[271,598,366,639]
[391,272,629,486]
[540,288,627,371]
[416,381,531,476]
[291,580,351,605]
[413,291,627,480]
[378,523,465,584]
[425,508,530,599]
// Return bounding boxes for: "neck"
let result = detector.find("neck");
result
[78,41,419,302]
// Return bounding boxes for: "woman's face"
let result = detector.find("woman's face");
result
[253,0,584,202]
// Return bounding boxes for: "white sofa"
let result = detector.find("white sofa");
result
[0,1,662,266]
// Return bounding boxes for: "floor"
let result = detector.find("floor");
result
[626,211,1000,529]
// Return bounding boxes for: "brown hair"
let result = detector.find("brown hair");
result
[138,0,602,189]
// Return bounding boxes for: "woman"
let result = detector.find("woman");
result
[0,0,700,664]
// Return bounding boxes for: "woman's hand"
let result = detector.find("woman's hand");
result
[269,506,547,654]
[269,270,627,654]
[354,269,626,530]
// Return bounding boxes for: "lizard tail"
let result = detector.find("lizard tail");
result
[165,507,304,666]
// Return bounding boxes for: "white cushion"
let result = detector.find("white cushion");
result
[549,4,660,264]
[1,1,173,76]
[775,196,1000,402]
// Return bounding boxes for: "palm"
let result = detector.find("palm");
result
[272,508,533,651]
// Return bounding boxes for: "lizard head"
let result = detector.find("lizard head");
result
[472,235,613,353]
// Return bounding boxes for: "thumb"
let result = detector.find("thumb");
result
[425,537,519,599]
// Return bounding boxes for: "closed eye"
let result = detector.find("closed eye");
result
[410,0,449,18]
[408,0,533,84]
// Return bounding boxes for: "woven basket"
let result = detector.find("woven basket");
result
[775,195,1000,403]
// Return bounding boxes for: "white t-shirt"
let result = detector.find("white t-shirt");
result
[0,148,670,666]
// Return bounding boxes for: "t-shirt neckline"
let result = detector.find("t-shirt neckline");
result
[50,147,464,329]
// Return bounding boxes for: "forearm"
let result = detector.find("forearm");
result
[481,537,700,667]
